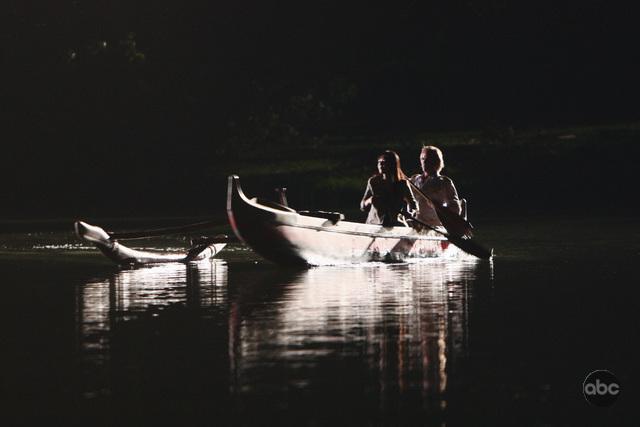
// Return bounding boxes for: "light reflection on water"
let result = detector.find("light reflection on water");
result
[75,257,484,412]
[5,218,635,424]
[75,260,228,398]
[228,260,480,412]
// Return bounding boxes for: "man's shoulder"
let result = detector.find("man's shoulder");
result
[438,175,456,185]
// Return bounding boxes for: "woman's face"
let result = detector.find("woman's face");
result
[378,155,393,175]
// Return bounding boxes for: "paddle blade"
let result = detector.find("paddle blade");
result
[434,204,474,238]
[449,235,493,259]
[407,180,473,238]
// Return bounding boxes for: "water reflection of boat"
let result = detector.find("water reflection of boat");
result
[227,260,478,411]
[73,255,486,421]
[227,175,471,266]
[75,260,228,398]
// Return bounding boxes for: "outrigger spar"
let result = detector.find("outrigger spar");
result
[74,221,227,266]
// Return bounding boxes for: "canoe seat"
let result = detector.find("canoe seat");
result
[298,210,345,224]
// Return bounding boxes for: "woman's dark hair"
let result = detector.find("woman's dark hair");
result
[378,150,407,181]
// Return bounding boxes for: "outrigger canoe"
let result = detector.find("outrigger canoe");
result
[226,175,481,266]
[74,221,226,266]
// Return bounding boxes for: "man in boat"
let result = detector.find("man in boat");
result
[410,145,462,228]
[360,150,418,227]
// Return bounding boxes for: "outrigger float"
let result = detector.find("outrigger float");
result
[74,221,226,266]
[226,175,492,266]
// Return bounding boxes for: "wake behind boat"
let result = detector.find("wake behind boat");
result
[226,175,485,266]
[74,221,226,266]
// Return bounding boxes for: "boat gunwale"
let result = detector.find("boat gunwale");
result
[271,222,448,241]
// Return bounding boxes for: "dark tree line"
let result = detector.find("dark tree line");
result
[2,1,638,218]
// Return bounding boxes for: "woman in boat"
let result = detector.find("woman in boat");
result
[410,145,462,226]
[360,150,417,227]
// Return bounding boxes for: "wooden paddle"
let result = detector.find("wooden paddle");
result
[407,180,474,238]
[400,211,493,259]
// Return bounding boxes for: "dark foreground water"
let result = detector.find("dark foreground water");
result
[1,217,636,426]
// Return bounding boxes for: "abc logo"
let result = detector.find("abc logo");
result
[583,370,620,407]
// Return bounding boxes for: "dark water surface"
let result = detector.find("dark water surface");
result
[1,217,636,426]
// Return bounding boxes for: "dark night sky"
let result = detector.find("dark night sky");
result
[2,1,639,219]
[5,1,639,125]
